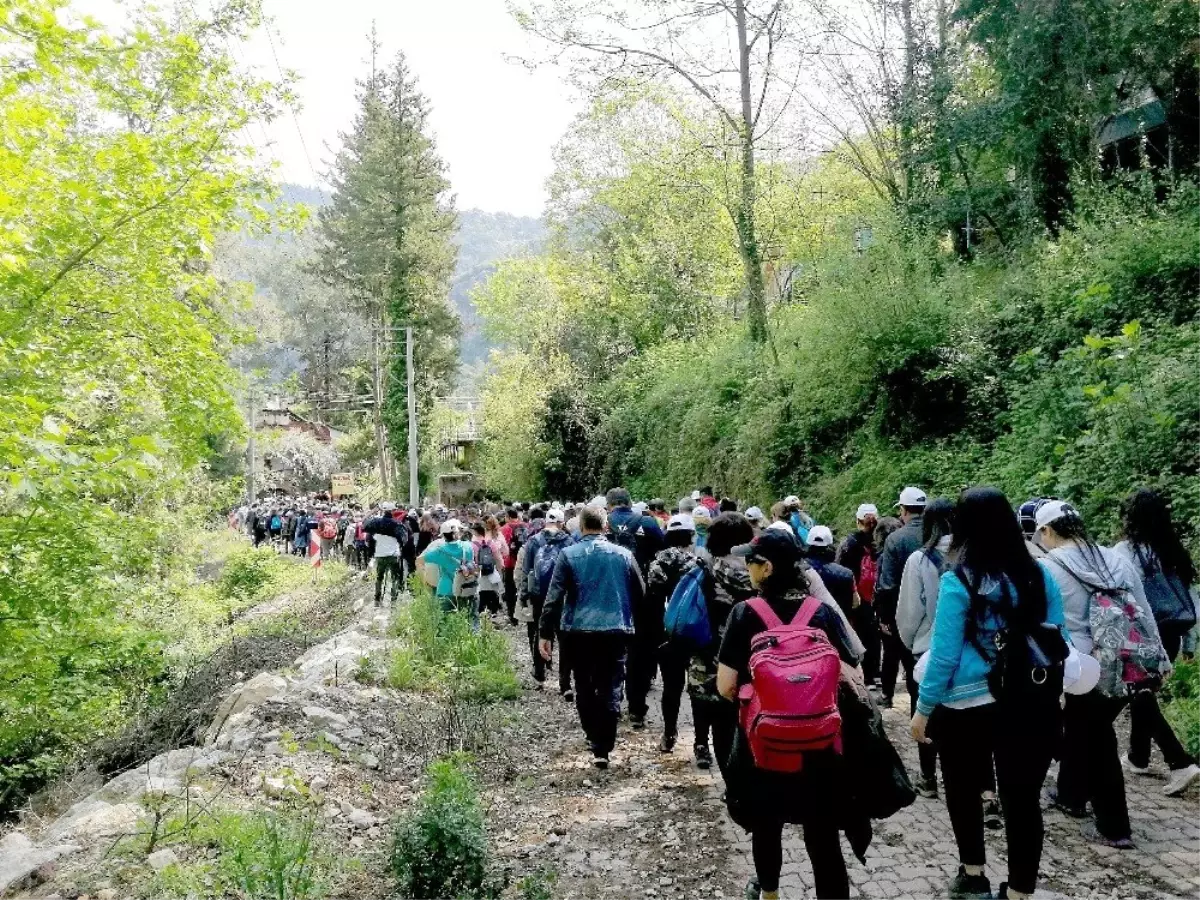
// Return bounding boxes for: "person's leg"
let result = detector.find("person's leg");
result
[1079,693,1133,840]
[388,556,402,603]
[936,707,989,872]
[908,672,937,782]
[711,705,737,781]
[557,626,573,694]
[751,821,785,896]
[626,635,652,723]
[1056,693,1090,810]
[374,558,385,606]
[1131,688,1193,771]
[568,635,599,749]
[857,605,881,684]
[503,568,518,623]
[880,628,902,703]
[993,710,1054,897]
[595,634,627,757]
[691,693,712,748]
[802,821,849,900]
[659,644,686,739]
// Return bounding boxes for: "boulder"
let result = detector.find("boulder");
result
[204,673,287,744]
[147,848,180,871]
[345,807,379,830]
[43,800,142,842]
[302,706,350,730]
[0,833,81,896]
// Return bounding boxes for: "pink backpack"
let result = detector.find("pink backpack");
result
[737,596,843,773]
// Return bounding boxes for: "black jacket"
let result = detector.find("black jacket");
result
[875,516,923,623]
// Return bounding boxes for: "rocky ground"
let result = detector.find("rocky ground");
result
[2,579,1196,900]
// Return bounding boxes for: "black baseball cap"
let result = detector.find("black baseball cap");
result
[732,529,802,568]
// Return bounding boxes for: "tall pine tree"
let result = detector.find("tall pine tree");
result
[316,31,459,493]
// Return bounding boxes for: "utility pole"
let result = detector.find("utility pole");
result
[371,324,390,496]
[406,326,419,507]
[246,385,256,505]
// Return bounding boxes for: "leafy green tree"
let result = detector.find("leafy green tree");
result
[315,32,459,496]
[0,0,282,807]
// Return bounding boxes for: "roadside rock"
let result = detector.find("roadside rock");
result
[302,706,350,730]
[204,672,288,744]
[147,848,180,871]
[43,800,142,842]
[0,833,81,895]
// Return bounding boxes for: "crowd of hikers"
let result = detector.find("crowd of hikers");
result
[232,484,1199,900]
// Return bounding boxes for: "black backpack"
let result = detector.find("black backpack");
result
[508,522,528,561]
[1135,547,1198,629]
[478,542,496,577]
[610,519,640,554]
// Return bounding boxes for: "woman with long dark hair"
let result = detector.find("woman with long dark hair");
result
[1112,488,1200,797]
[911,487,1066,900]
[1038,500,1165,847]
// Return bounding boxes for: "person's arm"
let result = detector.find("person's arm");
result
[875,534,903,623]
[627,556,646,612]
[916,572,970,717]
[717,664,739,701]
[896,551,924,652]
[514,544,531,600]
[539,553,573,640]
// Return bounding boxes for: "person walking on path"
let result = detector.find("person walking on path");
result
[875,487,927,708]
[1111,487,1200,797]
[363,502,406,607]
[716,529,861,900]
[519,508,573,690]
[1038,499,1167,848]
[837,503,881,684]
[501,507,529,625]
[805,525,857,616]
[423,519,477,616]
[540,505,644,769]
[911,487,1068,900]
[896,497,956,801]
[649,514,707,760]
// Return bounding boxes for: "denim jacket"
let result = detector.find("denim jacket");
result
[539,535,643,638]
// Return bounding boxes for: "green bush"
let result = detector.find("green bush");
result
[219,547,289,601]
[390,755,493,900]
[388,580,519,703]
[1162,657,1200,759]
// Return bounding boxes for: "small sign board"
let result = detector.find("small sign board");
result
[330,473,356,497]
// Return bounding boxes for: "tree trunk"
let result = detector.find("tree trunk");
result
[900,0,916,207]
[735,0,767,343]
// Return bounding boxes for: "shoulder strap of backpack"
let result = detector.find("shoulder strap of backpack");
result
[746,596,784,630]
[788,595,822,629]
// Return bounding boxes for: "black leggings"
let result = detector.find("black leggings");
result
[935,703,1054,896]
[751,820,847,898]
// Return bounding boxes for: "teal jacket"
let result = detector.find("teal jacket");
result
[424,540,473,598]
[916,562,1066,716]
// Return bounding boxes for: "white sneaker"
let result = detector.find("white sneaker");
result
[1122,753,1152,776]
[1164,764,1200,797]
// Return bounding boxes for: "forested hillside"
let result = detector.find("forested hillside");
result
[477,0,1199,546]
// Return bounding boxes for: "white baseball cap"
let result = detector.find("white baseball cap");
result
[439,518,462,535]
[1035,499,1079,530]
[766,520,795,535]
[667,513,695,532]
[632,501,648,516]
[855,503,879,520]
[895,487,928,508]
[546,508,565,524]
[380,501,395,512]
[745,506,765,522]
[691,490,702,501]
[691,505,712,522]
[783,495,801,506]
[807,525,834,548]
[588,495,608,509]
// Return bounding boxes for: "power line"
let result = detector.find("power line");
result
[263,14,322,187]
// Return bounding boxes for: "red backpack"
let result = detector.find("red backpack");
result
[319,517,338,541]
[857,551,878,604]
[737,596,842,773]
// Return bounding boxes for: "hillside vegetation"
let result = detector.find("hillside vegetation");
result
[474,0,1199,545]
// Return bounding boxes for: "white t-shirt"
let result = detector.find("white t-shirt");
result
[374,533,400,558]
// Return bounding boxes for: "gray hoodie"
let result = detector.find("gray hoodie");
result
[1043,543,1162,655]
[897,535,952,656]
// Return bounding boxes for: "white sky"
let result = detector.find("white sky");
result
[84,0,581,216]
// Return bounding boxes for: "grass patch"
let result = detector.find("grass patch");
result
[1161,656,1200,758]
[143,806,345,900]
[387,580,519,703]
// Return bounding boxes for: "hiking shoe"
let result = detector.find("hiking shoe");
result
[1164,763,1200,797]
[1121,753,1152,776]
[947,865,992,899]
[743,877,761,900]
[592,753,609,770]
[562,688,575,703]
[983,797,1002,830]
[916,775,938,799]
[1045,787,1087,818]
[996,883,1010,899]
[658,733,677,753]
[1080,821,1134,849]
[694,744,713,769]
[879,695,894,709]
[630,714,647,730]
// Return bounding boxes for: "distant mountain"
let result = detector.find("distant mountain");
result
[259,185,544,368]
[452,210,546,365]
